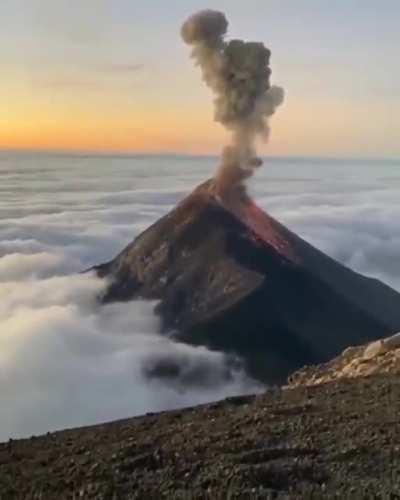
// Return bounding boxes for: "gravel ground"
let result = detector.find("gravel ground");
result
[1,375,400,499]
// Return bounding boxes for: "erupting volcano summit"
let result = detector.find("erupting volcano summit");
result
[95,180,400,383]
[94,10,400,384]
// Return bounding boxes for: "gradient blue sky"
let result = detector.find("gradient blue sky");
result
[1,1,399,157]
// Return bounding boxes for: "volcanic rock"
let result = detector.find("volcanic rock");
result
[95,179,400,384]
[2,374,400,498]
[289,332,400,387]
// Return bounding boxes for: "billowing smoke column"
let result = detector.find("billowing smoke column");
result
[181,10,284,193]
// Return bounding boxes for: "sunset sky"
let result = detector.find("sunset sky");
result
[1,0,399,158]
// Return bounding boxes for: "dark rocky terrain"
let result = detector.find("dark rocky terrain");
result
[1,374,400,499]
[95,179,400,384]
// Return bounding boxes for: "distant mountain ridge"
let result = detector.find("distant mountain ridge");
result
[95,179,400,383]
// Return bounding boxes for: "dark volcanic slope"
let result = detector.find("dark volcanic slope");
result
[2,375,400,499]
[96,180,400,383]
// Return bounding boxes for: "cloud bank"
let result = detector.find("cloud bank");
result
[0,268,256,441]
[0,154,261,441]
[1,153,399,441]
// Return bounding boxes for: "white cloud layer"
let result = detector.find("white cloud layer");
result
[0,153,399,441]
[0,269,257,441]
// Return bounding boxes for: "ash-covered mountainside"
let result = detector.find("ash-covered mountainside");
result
[95,180,400,384]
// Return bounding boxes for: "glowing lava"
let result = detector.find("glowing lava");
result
[203,180,298,262]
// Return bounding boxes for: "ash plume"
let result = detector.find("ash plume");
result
[181,10,284,193]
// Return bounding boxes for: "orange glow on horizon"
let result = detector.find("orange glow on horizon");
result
[1,86,399,158]
[0,82,228,154]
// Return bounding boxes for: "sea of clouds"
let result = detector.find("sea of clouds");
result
[0,153,399,440]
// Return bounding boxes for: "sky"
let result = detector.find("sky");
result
[1,0,399,157]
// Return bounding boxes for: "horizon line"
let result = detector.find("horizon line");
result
[0,148,399,163]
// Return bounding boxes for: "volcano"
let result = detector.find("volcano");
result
[95,180,400,384]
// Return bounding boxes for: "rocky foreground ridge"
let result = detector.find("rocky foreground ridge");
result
[1,336,400,499]
[289,332,400,388]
